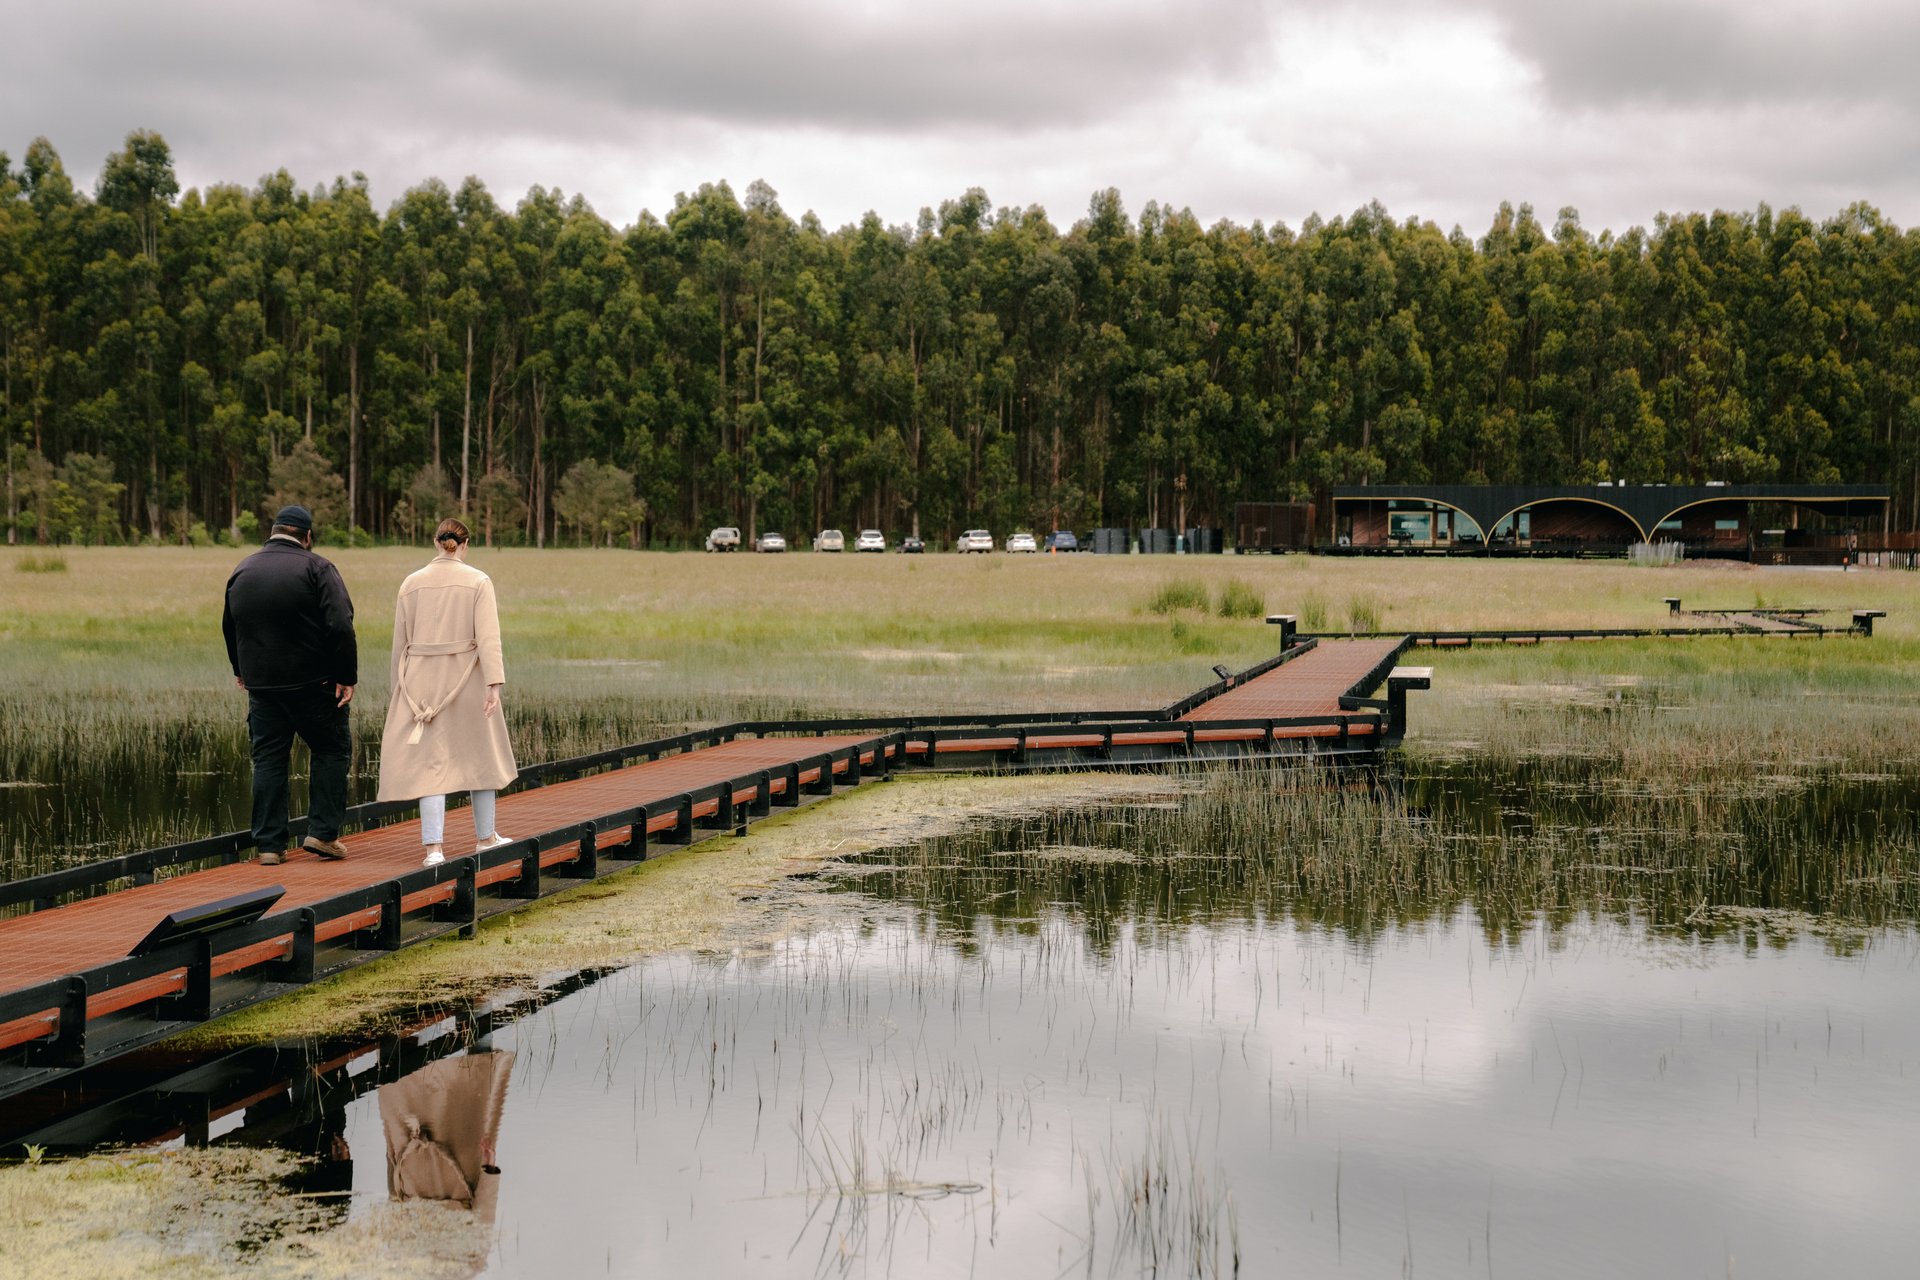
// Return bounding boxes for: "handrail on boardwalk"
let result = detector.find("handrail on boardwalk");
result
[1,639,1357,914]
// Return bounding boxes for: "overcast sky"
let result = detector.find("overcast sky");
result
[6,0,1916,237]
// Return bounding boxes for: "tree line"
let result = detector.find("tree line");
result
[4,130,1918,548]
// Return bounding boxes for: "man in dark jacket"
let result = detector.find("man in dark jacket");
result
[222,505,358,866]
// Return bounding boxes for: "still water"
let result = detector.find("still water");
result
[11,752,1919,1276]
[314,881,1918,1277]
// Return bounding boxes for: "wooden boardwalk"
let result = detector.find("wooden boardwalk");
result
[1180,638,1404,720]
[0,737,877,1006]
[0,638,1413,1093]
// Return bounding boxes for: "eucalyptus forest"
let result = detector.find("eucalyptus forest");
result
[4,130,1918,547]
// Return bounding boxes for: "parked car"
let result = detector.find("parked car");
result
[705,526,740,552]
[854,529,887,553]
[1006,531,1038,553]
[957,529,994,553]
[1043,530,1079,552]
[813,529,845,552]
[900,535,926,554]
[754,532,787,553]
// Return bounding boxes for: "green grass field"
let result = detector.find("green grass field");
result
[6,544,1915,716]
[2,545,1917,861]
[5,545,1918,753]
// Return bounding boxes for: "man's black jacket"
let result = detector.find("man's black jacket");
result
[223,537,359,690]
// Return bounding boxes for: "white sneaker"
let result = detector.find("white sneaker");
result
[475,833,514,854]
[422,848,445,867]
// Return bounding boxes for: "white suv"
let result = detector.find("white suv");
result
[854,529,886,553]
[813,529,845,552]
[705,527,740,552]
[957,529,994,553]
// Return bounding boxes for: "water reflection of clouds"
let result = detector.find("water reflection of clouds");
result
[1264,910,1920,1276]
[321,909,1920,1278]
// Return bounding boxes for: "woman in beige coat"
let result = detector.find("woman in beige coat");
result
[377,518,518,866]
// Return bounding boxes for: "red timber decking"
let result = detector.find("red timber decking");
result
[896,638,1407,757]
[0,638,1418,1094]
[1181,638,1405,721]
[0,737,879,1016]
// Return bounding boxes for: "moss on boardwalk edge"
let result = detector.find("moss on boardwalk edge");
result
[180,771,1179,1047]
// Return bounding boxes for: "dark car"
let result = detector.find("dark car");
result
[900,535,926,554]
[1043,530,1080,552]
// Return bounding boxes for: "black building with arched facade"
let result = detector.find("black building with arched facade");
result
[1329,484,1896,562]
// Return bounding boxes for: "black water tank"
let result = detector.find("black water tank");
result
[1182,527,1223,554]
[1139,528,1175,554]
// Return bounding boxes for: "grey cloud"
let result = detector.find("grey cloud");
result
[2,0,1275,224]
[1471,0,1920,112]
[415,0,1273,131]
[6,2,439,187]
[5,0,1919,239]
[5,0,1272,153]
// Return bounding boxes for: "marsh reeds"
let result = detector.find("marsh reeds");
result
[1343,593,1383,632]
[840,750,1920,949]
[1145,577,1210,615]
[1214,578,1264,620]
[13,552,66,573]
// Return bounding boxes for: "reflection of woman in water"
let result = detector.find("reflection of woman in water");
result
[379,1044,514,1223]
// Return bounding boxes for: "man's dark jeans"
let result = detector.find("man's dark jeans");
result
[248,684,351,853]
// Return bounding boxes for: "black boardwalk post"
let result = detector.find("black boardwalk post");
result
[560,822,598,879]
[267,908,318,984]
[509,838,542,899]
[25,977,90,1069]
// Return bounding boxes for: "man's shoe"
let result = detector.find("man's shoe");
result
[259,850,286,866]
[303,835,349,861]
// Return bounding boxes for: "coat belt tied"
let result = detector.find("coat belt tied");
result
[398,639,481,745]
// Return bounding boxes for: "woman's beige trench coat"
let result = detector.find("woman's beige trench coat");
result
[375,553,518,801]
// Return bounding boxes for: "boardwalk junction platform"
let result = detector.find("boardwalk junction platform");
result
[0,633,1416,1102]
